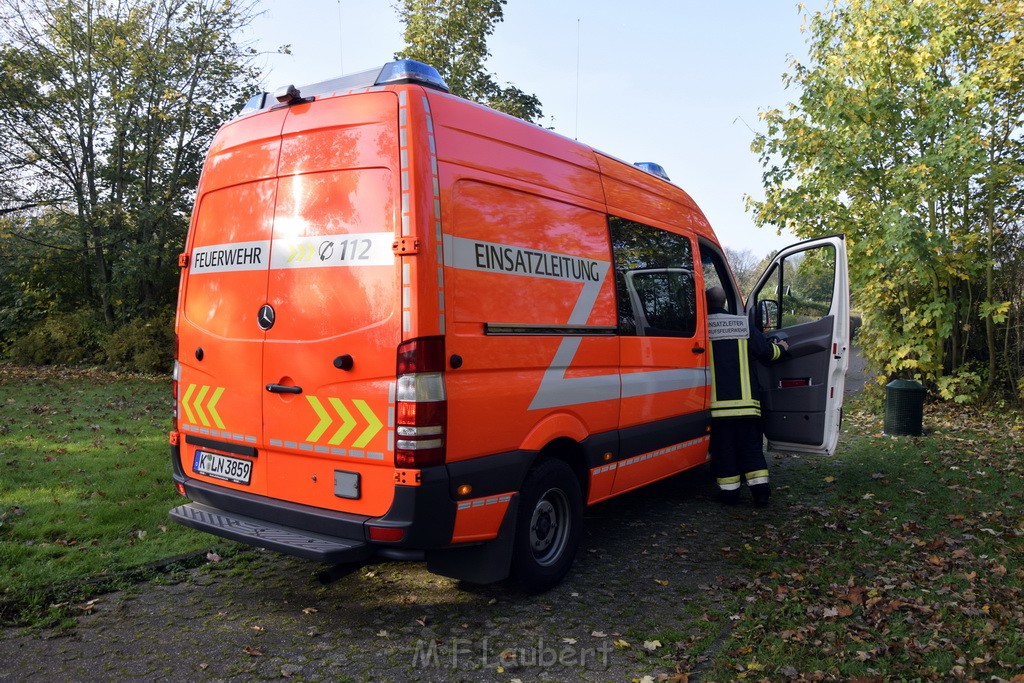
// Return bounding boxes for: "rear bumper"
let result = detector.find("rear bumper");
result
[170,501,374,563]
[170,443,457,560]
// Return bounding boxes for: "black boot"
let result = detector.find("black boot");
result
[750,483,771,507]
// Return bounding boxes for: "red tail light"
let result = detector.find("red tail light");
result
[395,337,446,468]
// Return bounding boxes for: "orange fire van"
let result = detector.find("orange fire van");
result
[169,60,849,592]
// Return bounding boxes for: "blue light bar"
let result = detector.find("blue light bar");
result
[375,60,449,92]
[236,60,449,117]
[634,162,671,181]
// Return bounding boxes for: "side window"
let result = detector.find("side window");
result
[609,216,696,337]
[699,243,740,314]
[755,244,836,331]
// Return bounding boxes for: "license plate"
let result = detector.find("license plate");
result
[193,450,253,485]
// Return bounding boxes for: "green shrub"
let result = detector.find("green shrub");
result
[104,310,175,374]
[935,363,985,404]
[6,309,105,366]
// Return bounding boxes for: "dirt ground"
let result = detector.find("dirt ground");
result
[0,352,870,682]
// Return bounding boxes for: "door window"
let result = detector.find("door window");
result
[699,243,741,314]
[609,217,696,337]
[756,244,836,332]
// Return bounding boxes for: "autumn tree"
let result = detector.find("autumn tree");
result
[748,0,1024,401]
[724,246,765,297]
[393,0,543,123]
[0,0,261,340]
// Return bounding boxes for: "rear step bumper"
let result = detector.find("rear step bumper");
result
[170,502,373,564]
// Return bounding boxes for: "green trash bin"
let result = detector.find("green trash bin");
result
[884,379,925,436]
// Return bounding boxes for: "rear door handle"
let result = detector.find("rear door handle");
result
[266,384,302,394]
[692,346,705,354]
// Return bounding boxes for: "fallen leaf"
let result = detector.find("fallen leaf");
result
[654,579,669,586]
[206,552,221,563]
[591,630,607,638]
[841,586,866,605]
[302,607,317,615]
[243,646,263,657]
[643,639,662,651]
[613,639,630,649]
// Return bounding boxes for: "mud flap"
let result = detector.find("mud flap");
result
[425,495,519,585]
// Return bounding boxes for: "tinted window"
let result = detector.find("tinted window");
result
[609,217,696,337]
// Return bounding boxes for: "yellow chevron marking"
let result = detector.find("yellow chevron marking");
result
[306,396,333,442]
[286,243,316,262]
[181,384,197,424]
[194,385,210,427]
[351,399,383,448]
[327,398,356,445]
[207,387,225,429]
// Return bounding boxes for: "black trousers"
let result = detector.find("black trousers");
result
[710,416,770,501]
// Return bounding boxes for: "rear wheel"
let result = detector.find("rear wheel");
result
[511,458,583,593]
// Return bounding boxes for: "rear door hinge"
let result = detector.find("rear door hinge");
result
[393,238,419,255]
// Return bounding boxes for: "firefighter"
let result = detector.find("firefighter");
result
[706,286,787,506]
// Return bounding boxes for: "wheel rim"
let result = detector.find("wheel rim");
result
[529,486,570,567]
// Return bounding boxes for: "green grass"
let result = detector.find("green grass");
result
[0,365,228,626]
[702,394,1024,681]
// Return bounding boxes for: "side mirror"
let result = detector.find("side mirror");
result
[757,300,779,332]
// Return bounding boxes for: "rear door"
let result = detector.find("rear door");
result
[747,235,849,455]
[177,108,290,498]
[260,92,402,517]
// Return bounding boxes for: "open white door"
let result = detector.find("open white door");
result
[746,235,849,455]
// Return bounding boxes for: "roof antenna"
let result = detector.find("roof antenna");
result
[574,18,581,140]
[337,0,344,73]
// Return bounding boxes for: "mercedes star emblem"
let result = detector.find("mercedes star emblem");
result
[257,304,275,330]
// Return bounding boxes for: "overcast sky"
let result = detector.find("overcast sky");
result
[242,1,823,258]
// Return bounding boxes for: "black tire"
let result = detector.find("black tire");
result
[510,458,583,594]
